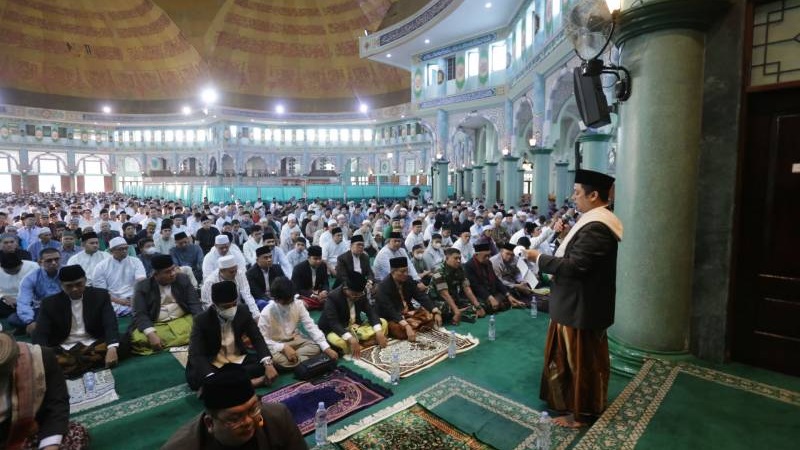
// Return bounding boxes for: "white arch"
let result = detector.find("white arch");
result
[28,153,68,174]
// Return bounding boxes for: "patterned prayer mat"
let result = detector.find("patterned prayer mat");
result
[72,383,194,428]
[416,377,580,450]
[330,399,495,450]
[574,358,800,449]
[67,369,119,414]
[260,366,392,435]
[352,328,479,382]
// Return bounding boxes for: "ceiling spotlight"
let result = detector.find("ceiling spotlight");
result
[484,2,492,8]
[102,105,111,114]
[386,53,392,58]
[275,104,285,114]
[181,105,192,116]
[424,38,430,44]
[200,87,218,105]
[359,103,369,113]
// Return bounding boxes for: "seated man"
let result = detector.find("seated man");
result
[0,333,89,450]
[285,236,308,268]
[290,245,329,310]
[1,232,33,261]
[375,257,440,342]
[334,234,374,288]
[373,232,423,286]
[201,255,260,319]
[410,243,435,286]
[27,228,61,264]
[322,227,348,276]
[428,248,486,325]
[317,271,388,358]
[162,364,306,450]
[58,231,81,266]
[128,254,203,356]
[0,252,38,320]
[257,277,338,370]
[92,237,146,317]
[202,235,247,279]
[490,242,535,304]
[245,246,286,310]
[186,280,277,390]
[170,231,204,285]
[9,248,63,334]
[66,231,109,286]
[33,265,119,379]
[464,242,525,314]
[260,231,293,276]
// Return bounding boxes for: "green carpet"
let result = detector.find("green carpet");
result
[574,359,800,450]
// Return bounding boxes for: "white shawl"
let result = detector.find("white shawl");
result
[554,206,623,258]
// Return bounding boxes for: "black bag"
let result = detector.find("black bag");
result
[294,353,337,380]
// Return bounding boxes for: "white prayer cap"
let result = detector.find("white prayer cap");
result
[108,237,127,249]
[518,211,527,217]
[483,224,494,231]
[218,255,237,269]
[494,212,503,219]
[362,219,371,225]
[287,214,297,221]
[259,217,269,223]
[400,208,408,212]
[328,219,337,226]
[311,215,319,221]
[37,228,52,236]
[215,235,230,245]
[337,214,345,220]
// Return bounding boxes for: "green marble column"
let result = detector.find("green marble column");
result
[484,162,498,206]
[463,168,473,201]
[433,160,449,204]
[578,133,613,174]
[532,148,552,211]
[610,0,730,376]
[554,161,571,205]
[471,165,484,202]
[502,156,519,208]
[455,169,464,199]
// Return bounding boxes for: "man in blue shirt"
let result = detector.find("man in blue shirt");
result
[8,247,62,335]
[170,232,205,284]
[27,228,62,263]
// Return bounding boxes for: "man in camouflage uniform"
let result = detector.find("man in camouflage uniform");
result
[428,248,486,325]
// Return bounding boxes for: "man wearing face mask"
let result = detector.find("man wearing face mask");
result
[423,234,445,268]
[92,237,146,317]
[410,243,434,286]
[163,364,305,449]
[33,265,119,378]
[257,277,337,370]
[201,255,260,319]
[0,253,38,320]
[186,280,277,391]
[66,231,109,287]
[137,238,159,277]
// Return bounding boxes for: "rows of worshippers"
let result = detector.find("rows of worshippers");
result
[0,193,575,447]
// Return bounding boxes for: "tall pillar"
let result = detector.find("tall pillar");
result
[455,169,464,199]
[18,149,30,194]
[471,166,484,202]
[437,109,449,159]
[484,162,498,206]
[531,148,552,211]
[463,168,473,201]
[502,156,520,209]
[610,0,730,375]
[433,160,449,204]
[578,133,613,173]
[505,99,514,155]
[532,72,546,145]
[554,161,571,205]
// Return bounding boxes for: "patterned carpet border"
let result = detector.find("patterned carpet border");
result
[574,358,800,450]
[415,376,580,450]
[72,384,194,429]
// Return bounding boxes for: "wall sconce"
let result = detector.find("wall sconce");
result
[502,147,509,156]
[435,152,443,160]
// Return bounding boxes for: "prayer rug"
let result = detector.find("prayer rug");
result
[574,358,800,450]
[416,377,580,450]
[67,369,119,414]
[352,328,479,382]
[169,345,189,368]
[330,399,495,449]
[260,366,392,435]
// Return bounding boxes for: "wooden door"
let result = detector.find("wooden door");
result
[733,86,800,375]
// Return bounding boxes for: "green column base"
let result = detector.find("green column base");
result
[609,335,692,377]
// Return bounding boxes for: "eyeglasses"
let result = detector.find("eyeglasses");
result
[215,401,262,429]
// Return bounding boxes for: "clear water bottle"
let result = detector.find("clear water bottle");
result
[314,402,328,446]
[447,330,456,359]
[538,411,551,450]
[488,315,496,341]
[531,296,538,318]
[83,371,96,393]
[389,348,400,385]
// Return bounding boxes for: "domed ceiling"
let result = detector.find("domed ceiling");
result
[0,0,410,113]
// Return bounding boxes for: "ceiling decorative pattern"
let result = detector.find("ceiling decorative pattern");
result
[0,0,410,106]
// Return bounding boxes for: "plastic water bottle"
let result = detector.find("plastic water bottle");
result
[531,296,538,318]
[83,371,96,393]
[447,330,456,359]
[389,348,400,385]
[488,315,496,341]
[314,402,328,445]
[538,411,551,450]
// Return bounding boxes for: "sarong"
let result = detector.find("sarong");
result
[387,308,434,340]
[130,315,194,356]
[55,342,108,379]
[539,320,609,420]
[326,319,388,355]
